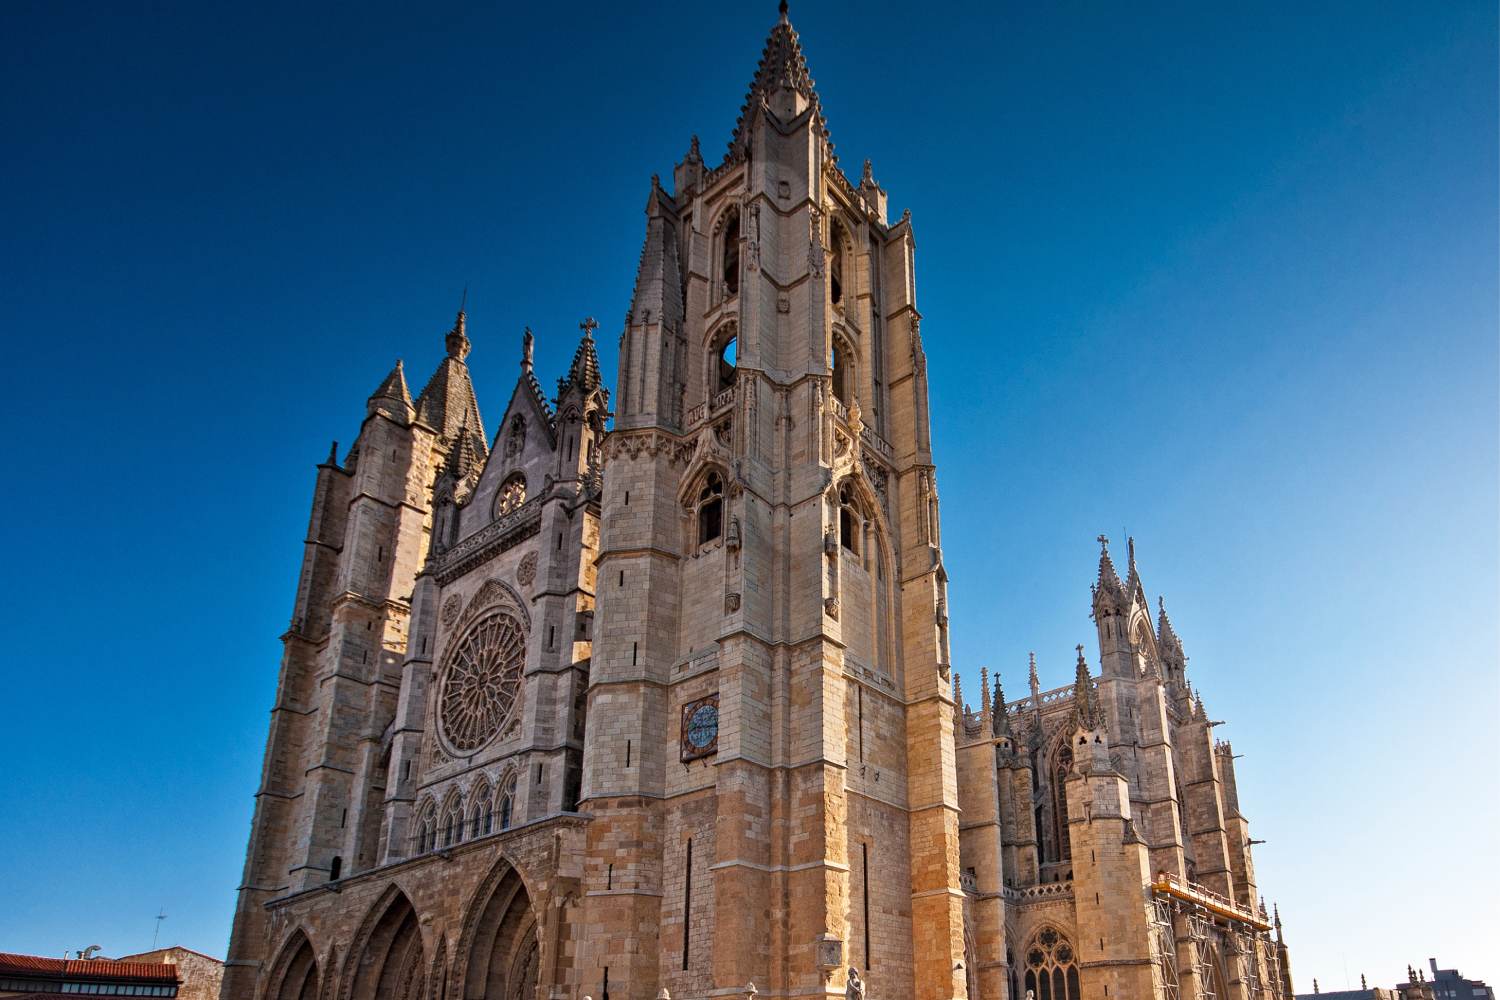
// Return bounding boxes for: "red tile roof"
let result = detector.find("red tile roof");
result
[0,952,179,982]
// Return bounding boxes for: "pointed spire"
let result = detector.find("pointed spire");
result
[368,359,413,420]
[370,359,410,403]
[325,440,340,466]
[1157,595,1182,649]
[991,674,1010,738]
[558,317,604,400]
[1028,651,1040,700]
[1092,534,1126,618]
[688,134,702,162]
[1193,691,1207,722]
[980,666,992,718]
[416,311,485,442]
[446,308,470,361]
[1071,645,1104,731]
[728,2,834,162]
[953,671,964,714]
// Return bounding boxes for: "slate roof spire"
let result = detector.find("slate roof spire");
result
[416,309,486,446]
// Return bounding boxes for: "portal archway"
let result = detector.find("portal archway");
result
[347,889,425,1000]
[267,930,320,1000]
[458,860,541,1000]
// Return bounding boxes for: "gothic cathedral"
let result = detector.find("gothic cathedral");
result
[222,9,1294,1000]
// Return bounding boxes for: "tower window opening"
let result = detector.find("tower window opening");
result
[722,211,740,296]
[831,341,849,405]
[717,335,737,393]
[697,472,724,546]
[830,220,846,307]
[329,855,342,881]
[838,482,860,554]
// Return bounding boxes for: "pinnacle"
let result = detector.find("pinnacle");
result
[1071,645,1104,731]
[557,318,604,400]
[369,359,412,408]
[1157,595,1182,649]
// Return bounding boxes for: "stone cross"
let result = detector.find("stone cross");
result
[580,317,598,339]
[1096,533,1109,551]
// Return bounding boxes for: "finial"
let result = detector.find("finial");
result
[980,666,991,715]
[580,316,598,341]
[460,283,468,314]
[1127,535,1137,571]
[745,983,757,1000]
[689,134,701,160]
[1028,652,1039,695]
[778,0,789,21]
[862,158,874,186]
[446,308,471,360]
[1362,974,1368,990]
[1313,979,1319,994]
[1097,533,1110,553]
[1076,643,1086,662]
[522,327,535,372]
[326,440,339,465]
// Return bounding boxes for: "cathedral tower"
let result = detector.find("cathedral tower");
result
[578,7,966,1000]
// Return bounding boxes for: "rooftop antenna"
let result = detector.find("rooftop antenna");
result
[152,908,167,949]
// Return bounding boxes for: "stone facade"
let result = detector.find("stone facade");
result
[116,948,226,1000]
[221,8,1293,1000]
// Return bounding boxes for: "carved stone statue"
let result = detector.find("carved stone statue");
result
[846,968,864,1000]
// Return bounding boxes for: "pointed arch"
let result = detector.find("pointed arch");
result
[342,886,426,1000]
[413,797,438,856]
[468,776,493,840]
[454,857,542,1000]
[264,928,321,1000]
[1021,925,1080,1000]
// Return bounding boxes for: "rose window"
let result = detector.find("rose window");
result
[497,476,526,516]
[438,611,525,753]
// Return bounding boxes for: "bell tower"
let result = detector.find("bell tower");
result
[578,7,967,1000]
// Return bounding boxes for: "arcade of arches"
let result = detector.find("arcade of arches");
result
[265,863,540,1000]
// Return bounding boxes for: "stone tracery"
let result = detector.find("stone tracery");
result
[438,611,526,754]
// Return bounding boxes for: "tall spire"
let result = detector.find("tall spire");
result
[416,310,485,442]
[728,1,833,162]
[1028,651,1040,700]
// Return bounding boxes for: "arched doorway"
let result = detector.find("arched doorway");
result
[348,890,425,1000]
[268,931,320,1000]
[460,861,541,1000]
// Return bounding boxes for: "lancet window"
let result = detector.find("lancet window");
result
[498,775,517,831]
[696,471,725,548]
[830,219,848,307]
[1052,742,1073,862]
[831,335,852,405]
[722,210,740,297]
[838,482,861,555]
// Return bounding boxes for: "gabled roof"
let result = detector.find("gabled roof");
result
[0,952,179,983]
[726,3,835,163]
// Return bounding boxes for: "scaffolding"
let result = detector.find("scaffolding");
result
[1150,897,1181,1000]
[1187,908,1218,1000]
[1263,936,1284,1000]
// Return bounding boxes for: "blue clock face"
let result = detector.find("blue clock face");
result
[686,703,719,750]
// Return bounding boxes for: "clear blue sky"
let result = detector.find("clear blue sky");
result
[1,0,1494,990]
